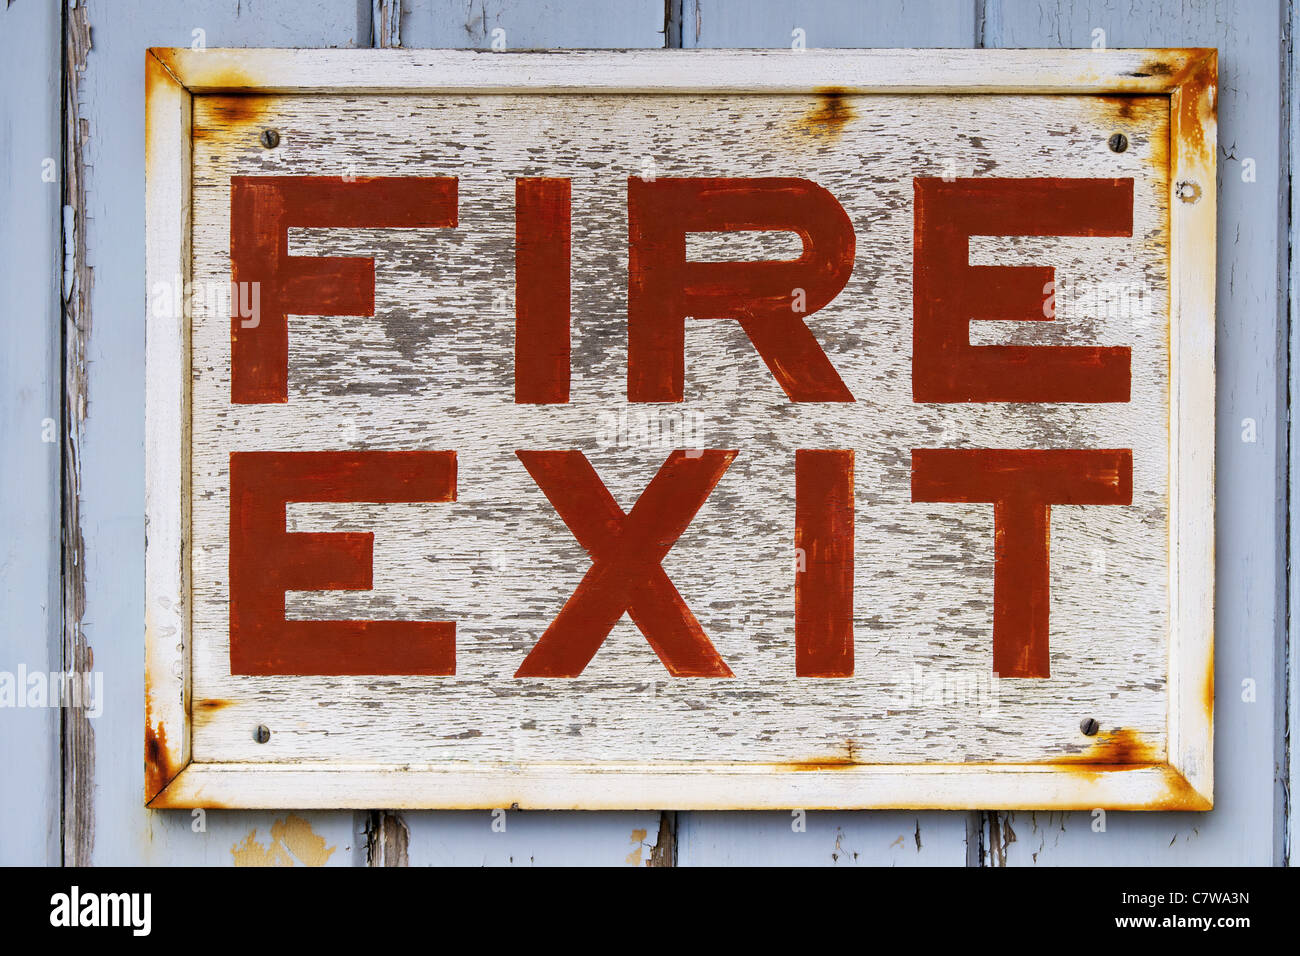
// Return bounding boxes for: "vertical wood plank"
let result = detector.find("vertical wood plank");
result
[1287,0,1298,869]
[682,0,975,49]
[70,0,366,865]
[0,0,64,867]
[386,0,672,866]
[401,0,667,48]
[676,0,977,866]
[400,810,671,866]
[982,0,1285,866]
[678,812,969,867]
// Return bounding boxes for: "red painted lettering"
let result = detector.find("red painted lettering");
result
[627,177,856,403]
[515,177,572,404]
[910,448,1132,678]
[514,449,737,677]
[229,450,457,675]
[795,449,855,677]
[913,177,1133,403]
[230,176,457,404]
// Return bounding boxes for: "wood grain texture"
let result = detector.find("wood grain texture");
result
[151,45,1214,94]
[62,0,96,868]
[982,0,1276,867]
[0,0,64,866]
[675,0,1107,863]
[182,91,1174,777]
[665,0,1229,865]
[401,0,972,859]
[626,0,982,864]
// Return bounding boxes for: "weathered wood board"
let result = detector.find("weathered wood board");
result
[144,48,1215,811]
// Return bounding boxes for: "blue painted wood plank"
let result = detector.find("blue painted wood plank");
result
[390,0,682,868]
[398,810,670,866]
[401,0,666,48]
[0,0,65,867]
[674,0,978,866]
[68,0,367,866]
[983,0,1286,866]
[1289,0,1299,869]
[682,0,975,49]
[678,811,972,867]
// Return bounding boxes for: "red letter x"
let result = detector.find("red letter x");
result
[515,449,737,677]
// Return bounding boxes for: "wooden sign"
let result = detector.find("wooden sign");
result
[144,48,1216,810]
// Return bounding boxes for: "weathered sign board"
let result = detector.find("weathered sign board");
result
[144,49,1216,810]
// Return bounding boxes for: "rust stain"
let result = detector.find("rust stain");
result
[1135,58,1176,78]
[788,88,856,145]
[150,48,263,94]
[1097,94,1139,121]
[783,739,857,769]
[1170,51,1217,169]
[781,759,856,771]
[193,697,233,726]
[232,814,338,867]
[625,828,649,865]
[1202,651,1215,722]
[1080,94,1170,185]
[1054,728,1161,766]
[144,51,170,103]
[1089,728,1159,764]
[151,54,278,142]
[1089,728,1160,764]
[143,54,166,205]
[1146,114,1172,196]
[142,661,178,802]
[1070,50,1213,98]
[1156,766,1213,811]
[144,708,173,800]
[147,788,231,811]
[148,47,186,83]
[193,94,273,141]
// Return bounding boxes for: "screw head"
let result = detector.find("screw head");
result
[1108,132,1129,153]
[259,129,280,149]
[254,724,271,744]
[1079,717,1100,737]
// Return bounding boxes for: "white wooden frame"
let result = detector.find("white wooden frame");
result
[144,48,1216,810]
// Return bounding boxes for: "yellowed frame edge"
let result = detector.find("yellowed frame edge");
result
[143,48,1217,810]
[1165,49,1217,810]
[144,50,192,804]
